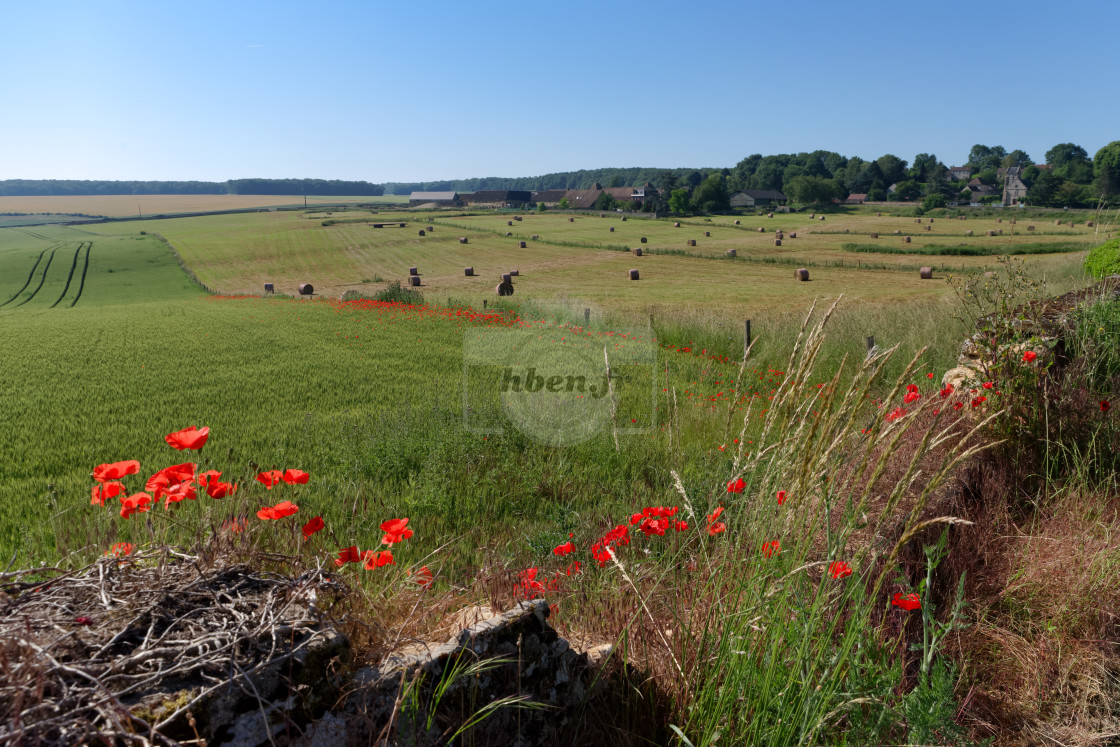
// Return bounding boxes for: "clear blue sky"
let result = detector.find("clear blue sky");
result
[2,0,1117,183]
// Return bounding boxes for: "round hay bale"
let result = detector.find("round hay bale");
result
[408,275,420,287]
[1088,221,1095,227]
[726,249,736,257]
[640,236,647,243]
[506,232,513,236]
[298,283,314,296]
[758,227,765,233]
[464,267,474,277]
[844,228,850,233]
[621,216,628,221]
[496,281,514,296]
[687,239,697,246]
[810,213,815,218]
[418,229,426,236]
[920,267,933,279]
[925,225,931,231]
[508,221,514,226]
[917,218,922,223]
[264,282,274,293]
[515,216,522,221]
[877,212,882,217]
[409,266,418,276]
[635,247,643,256]
[929,218,934,224]
[998,229,1003,234]
[819,216,825,221]
[518,240,527,248]
[734,219,741,225]
[774,239,782,247]
[609,226,615,232]
[789,232,797,238]
[629,269,640,280]
[1070,222,1075,228]
[531,234,539,239]
[569,217,575,222]
[893,229,901,234]
[674,222,681,227]
[987,230,995,236]
[1055,219,1061,225]
[459,237,469,244]
[705,231,711,237]
[600,213,605,218]
[767,212,774,218]
[795,268,809,281]
[967,230,973,235]
[427,225,434,231]
[510,270,519,277]
[871,232,879,239]
[1010,218,1015,224]
[501,273,513,285]
[997,218,1002,223]
[904,236,911,243]
[1027,225,1035,231]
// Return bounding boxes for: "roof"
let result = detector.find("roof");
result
[462,190,532,203]
[847,193,868,201]
[740,189,787,201]
[562,188,604,206]
[409,191,458,201]
[532,190,567,202]
[997,166,1023,178]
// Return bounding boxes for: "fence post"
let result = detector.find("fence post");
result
[483,299,487,308]
[585,308,590,324]
[866,336,875,354]
[744,319,752,352]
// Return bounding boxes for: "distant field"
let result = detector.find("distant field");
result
[0,194,407,219]
[71,207,1101,317]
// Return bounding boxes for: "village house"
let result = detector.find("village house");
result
[408,191,461,207]
[947,166,972,181]
[996,167,1029,205]
[729,189,787,208]
[845,193,868,205]
[461,190,532,208]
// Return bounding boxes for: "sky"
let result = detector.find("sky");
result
[2,0,1118,184]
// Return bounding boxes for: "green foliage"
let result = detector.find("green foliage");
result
[592,191,618,211]
[370,280,425,304]
[1094,141,1120,198]
[1084,236,1120,279]
[891,180,922,201]
[842,241,1086,257]
[922,193,947,211]
[668,188,691,213]
[557,197,570,210]
[785,174,843,205]
[690,174,730,213]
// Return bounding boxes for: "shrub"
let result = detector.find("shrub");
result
[341,281,424,305]
[921,194,947,211]
[1084,236,1120,279]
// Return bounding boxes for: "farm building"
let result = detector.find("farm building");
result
[947,166,972,181]
[409,191,461,207]
[845,193,868,205]
[531,189,567,206]
[559,183,654,209]
[729,190,787,208]
[461,190,533,207]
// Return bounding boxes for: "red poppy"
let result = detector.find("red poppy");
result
[146,463,196,498]
[105,542,134,557]
[552,541,575,556]
[205,479,236,499]
[165,426,210,451]
[282,469,310,485]
[162,481,197,508]
[886,406,906,422]
[927,372,934,379]
[892,592,921,611]
[519,567,546,598]
[707,522,726,536]
[630,512,644,525]
[727,477,746,494]
[256,470,284,489]
[380,517,414,545]
[940,384,953,398]
[302,516,324,539]
[776,490,787,506]
[828,561,852,579]
[221,517,248,533]
[762,540,780,558]
[92,460,140,483]
[971,396,987,408]
[708,506,724,523]
[412,566,434,588]
[197,469,222,487]
[363,550,394,570]
[982,382,993,390]
[673,520,689,531]
[639,517,669,537]
[91,481,124,506]
[1103,401,1111,413]
[335,546,361,566]
[256,500,298,520]
[953,402,965,411]
[119,492,153,519]
[1022,350,1037,362]
[75,616,93,626]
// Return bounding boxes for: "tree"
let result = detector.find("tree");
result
[922,194,947,211]
[608,174,625,188]
[668,188,692,214]
[658,171,680,194]
[592,192,617,211]
[1046,143,1089,170]
[1027,170,1062,207]
[691,174,730,213]
[910,153,940,181]
[1000,149,1032,169]
[967,144,1006,172]
[686,171,703,188]
[557,197,570,210]
[785,175,843,205]
[1094,141,1120,198]
[891,180,922,201]
[536,201,546,212]
[876,154,909,186]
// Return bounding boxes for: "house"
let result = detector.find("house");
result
[1003,174,1029,205]
[461,190,532,208]
[562,184,605,209]
[531,189,567,206]
[845,193,868,205]
[947,166,972,182]
[969,183,999,204]
[409,191,461,207]
[729,189,787,207]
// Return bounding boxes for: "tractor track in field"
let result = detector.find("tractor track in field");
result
[1,246,54,307]
[17,229,52,241]
[49,242,87,308]
[69,241,92,308]
[13,247,57,307]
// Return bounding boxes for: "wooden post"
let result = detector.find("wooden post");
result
[866,336,875,354]
[483,299,487,308]
[584,308,590,324]
[744,320,752,352]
